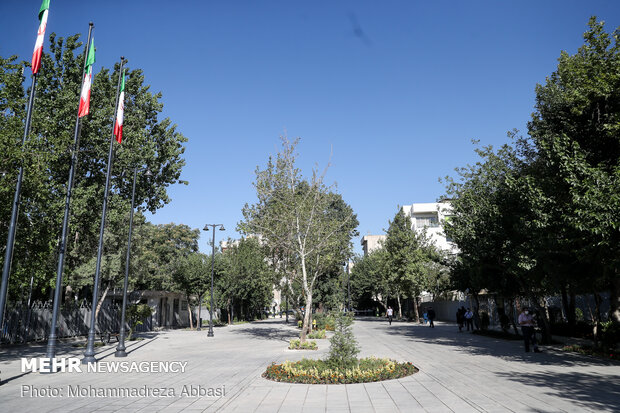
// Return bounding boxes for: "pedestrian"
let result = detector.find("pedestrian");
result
[456,306,465,332]
[387,306,393,325]
[427,307,436,328]
[464,308,474,331]
[518,307,542,353]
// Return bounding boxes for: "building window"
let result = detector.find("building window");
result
[415,215,439,228]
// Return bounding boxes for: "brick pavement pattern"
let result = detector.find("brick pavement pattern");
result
[1,317,618,412]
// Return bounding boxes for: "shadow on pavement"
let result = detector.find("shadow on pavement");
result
[230,326,299,343]
[495,370,620,412]
[383,322,618,368]
[0,370,32,386]
[228,319,300,343]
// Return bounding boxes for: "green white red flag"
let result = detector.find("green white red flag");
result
[78,38,96,118]
[114,70,126,143]
[31,0,50,74]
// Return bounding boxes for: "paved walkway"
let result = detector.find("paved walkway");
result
[1,318,618,412]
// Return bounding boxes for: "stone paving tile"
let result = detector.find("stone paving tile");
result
[2,318,620,412]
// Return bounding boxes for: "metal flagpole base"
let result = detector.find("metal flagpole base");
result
[81,355,97,364]
[114,349,127,357]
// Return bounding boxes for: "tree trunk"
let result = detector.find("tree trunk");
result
[94,281,111,320]
[396,294,402,320]
[609,274,620,324]
[531,296,552,344]
[186,296,194,329]
[508,298,519,336]
[197,294,202,329]
[568,287,576,336]
[300,293,312,343]
[593,293,603,349]
[227,298,231,325]
[374,294,388,313]
[472,293,481,330]
[413,296,420,323]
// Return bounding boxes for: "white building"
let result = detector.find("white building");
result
[360,234,386,256]
[402,201,458,254]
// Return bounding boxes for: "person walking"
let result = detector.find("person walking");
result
[518,307,542,353]
[456,306,465,332]
[387,306,393,325]
[427,307,436,328]
[464,308,474,331]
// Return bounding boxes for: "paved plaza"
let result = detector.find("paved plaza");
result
[1,317,619,412]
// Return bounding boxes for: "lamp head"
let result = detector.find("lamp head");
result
[219,225,225,231]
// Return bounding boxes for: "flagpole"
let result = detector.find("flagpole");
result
[115,166,138,357]
[0,73,38,334]
[44,22,94,365]
[83,57,125,364]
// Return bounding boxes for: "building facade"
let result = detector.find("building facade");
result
[401,201,457,254]
[360,234,387,256]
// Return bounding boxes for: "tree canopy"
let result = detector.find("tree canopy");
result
[0,32,187,302]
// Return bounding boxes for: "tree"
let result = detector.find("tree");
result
[172,252,210,329]
[384,209,428,322]
[133,222,200,291]
[527,17,620,325]
[443,140,556,339]
[218,237,275,322]
[0,32,188,303]
[350,249,392,312]
[239,137,358,342]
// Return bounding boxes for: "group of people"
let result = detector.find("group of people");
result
[385,304,542,353]
[456,306,474,332]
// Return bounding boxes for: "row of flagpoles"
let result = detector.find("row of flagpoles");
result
[0,0,129,364]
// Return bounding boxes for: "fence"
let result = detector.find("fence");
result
[0,300,152,345]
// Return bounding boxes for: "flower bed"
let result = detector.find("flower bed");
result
[263,357,418,384]
[289,339,317,350]
[307,329,326,339]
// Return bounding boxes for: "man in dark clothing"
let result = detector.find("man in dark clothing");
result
[427,307,436,328]
[456,306,465,332]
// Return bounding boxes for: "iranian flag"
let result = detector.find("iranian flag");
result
[78,38,96,118]
[31,0,50,75]
[114,70,126,143]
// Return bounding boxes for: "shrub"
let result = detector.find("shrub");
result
[263,357,418,384]
[575,308,584,321]
[480,311,490,330]
[313,312,336,330]
[601,321,620,351]
[327,313,359,369]
[289,339,317,350]
[127,304,153,340]
[562,344,617,361]
[549,321,594,339]
[313,313,326,329]
[499,314,511,332]
[308,329,326,339]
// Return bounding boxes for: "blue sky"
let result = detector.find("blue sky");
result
[2,1,620,254]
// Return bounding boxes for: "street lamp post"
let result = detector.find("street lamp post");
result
[115,167,150,357]
[202,224,224,337]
